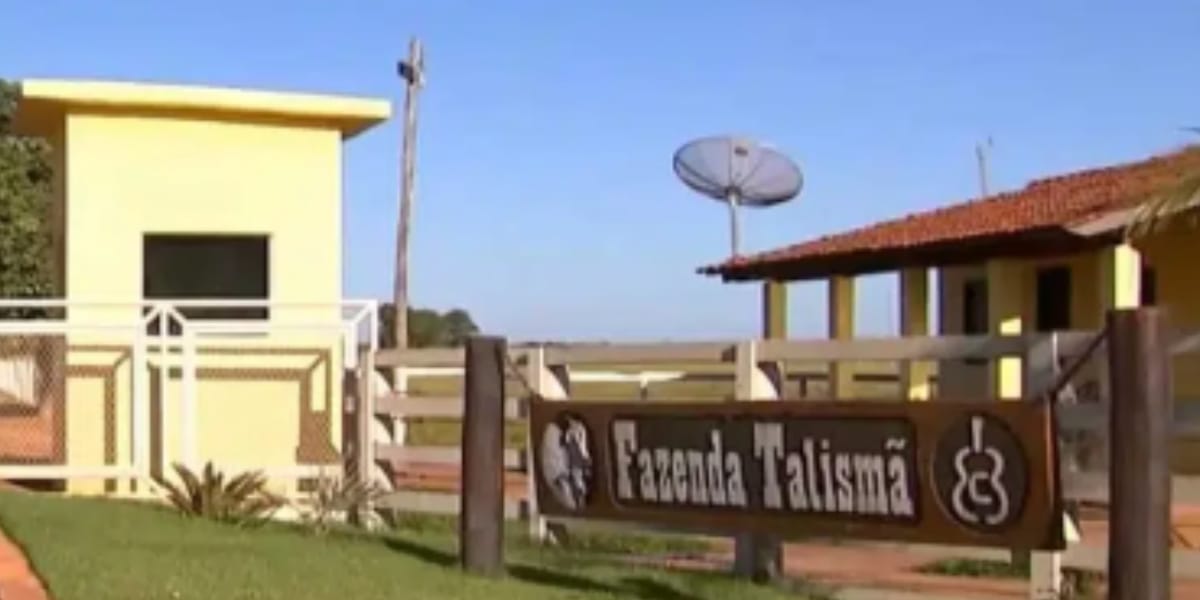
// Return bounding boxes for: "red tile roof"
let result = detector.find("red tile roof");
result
[700,145,1200,281]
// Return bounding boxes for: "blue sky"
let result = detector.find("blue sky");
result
[3,1,1198,341]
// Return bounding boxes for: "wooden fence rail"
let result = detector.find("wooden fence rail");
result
[360,327,1200,592]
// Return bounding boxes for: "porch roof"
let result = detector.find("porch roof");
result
[698,145,1200,282]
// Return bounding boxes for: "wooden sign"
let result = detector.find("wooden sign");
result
[529,399,1065,551]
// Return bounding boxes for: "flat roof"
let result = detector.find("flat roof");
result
[14,78,391,138]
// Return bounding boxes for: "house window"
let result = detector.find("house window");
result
[143,235,269,333]
[962,278,988,335]
[1035,266,1071,332]
[1141,265,1158,306]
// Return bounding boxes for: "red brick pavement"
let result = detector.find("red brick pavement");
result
[0,527,48,600]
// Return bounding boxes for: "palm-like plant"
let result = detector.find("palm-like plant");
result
[1126,130,1200,239]
[299,470,387,535]
[160,462,285,525]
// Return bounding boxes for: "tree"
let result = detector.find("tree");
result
[1126,132,1200,239]
[378,304,479,348]
[0,79,54,316]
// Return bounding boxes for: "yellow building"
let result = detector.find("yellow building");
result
[2,79,390,493]
[699,146,1200,466]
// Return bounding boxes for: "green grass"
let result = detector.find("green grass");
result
[0,492,822,600]
[915,558,1030,579]
[916,558,1103,599]
[388,512,713,558]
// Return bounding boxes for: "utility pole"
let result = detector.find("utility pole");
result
[975,136,993,199]
[393,37,425,351]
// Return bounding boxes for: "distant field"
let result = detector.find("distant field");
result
[403,360,927,449]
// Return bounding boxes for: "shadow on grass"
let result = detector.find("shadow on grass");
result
[508,564,619,594]
[510,566,705,600]
[382,535,706,600]
[618,576,704,600]
[383,537,457,567]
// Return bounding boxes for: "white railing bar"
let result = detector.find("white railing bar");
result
[158,305,171,471]
[0,322,145,333]
[1058,400,1200,435]
[148,299,376,308]
[180,329,198,469]
[542,342,735,366]
[216,465,342,478]
[0,466,139,479]
[187,321,350,332]
[131,322,150,478]
[1174,329,1200,356]
[0,298,377,308]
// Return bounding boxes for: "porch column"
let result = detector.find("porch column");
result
[986,259,1024,399]
[1091,242,1143,466]
[899,268,932,400]
[1098,243,1142,310]
[828,275,855,399]
[762,280,787,339]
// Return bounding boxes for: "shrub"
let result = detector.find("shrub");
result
[160,462,285,525]
[299,471,387,535]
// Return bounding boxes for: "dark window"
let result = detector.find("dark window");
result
[962,278,989,365]
[143,235,269,334]
[1141,265,1158,306]
[962,278,988,335]
[1035,266,1071,332]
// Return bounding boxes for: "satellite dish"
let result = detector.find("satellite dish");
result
[673,135,802,257]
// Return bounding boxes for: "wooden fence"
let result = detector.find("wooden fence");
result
[353,328,1200,593]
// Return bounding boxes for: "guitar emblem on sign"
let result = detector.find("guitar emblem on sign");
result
[950,416,1010,526]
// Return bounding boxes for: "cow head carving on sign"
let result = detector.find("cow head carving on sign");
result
[539,413,594,511]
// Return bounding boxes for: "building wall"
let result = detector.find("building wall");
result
[1135,226,1200,401]
[56,109,346,493]
[938,246,1198,394]
[937,235,1200,471]
[48,123,67,295]
[936,264,988,397]
[62,110,342,312]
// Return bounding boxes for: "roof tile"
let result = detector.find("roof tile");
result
[701,145,1200,277]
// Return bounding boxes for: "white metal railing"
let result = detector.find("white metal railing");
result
[0,299,379,490]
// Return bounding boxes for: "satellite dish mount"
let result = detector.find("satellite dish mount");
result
[673,136,803,258]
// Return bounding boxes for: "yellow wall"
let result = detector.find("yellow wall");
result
[1136,227,1200,400]
[937,237,1200,472]
[52,108,348,494]
[48,123,68,295]
[63,110,342,315]
[937,265,988,396]
[938,237,1200,403]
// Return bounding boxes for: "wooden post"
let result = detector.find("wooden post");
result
[460,335,506,576]
[1107,308,1172,600]
[733,341,783,582]
[827,276,855,398]
[392,37,424,368]
[762,280,787,339]
[525,346,570,543]
[348,349,377,528]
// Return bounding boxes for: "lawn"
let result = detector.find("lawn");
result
[0,492,823,600]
